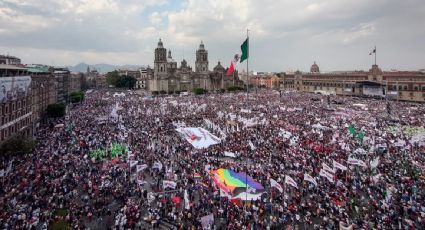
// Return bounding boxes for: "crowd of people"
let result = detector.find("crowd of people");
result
[1,89,424,229]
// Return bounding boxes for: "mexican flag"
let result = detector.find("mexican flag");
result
[240,38,249,63]
[226,54,240,76]
[226,37,249,75]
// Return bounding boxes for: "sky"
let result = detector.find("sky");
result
[0,0,424,72]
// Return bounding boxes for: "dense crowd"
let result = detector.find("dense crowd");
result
[1,89,424,229]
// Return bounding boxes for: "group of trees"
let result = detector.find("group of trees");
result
[107,71,137,89]
[69,91,85,103]
[193,88,208,95]
[47,103,66,118]
[0,135,36,156]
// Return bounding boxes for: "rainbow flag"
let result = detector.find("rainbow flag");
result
[211,168,265,196]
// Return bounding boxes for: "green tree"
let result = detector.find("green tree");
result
[107,71,137,89]
[193,88,207,95]
[47,103,66,118]
[106,70,120,86]
[69,91,84,103]
[0,135,36,156]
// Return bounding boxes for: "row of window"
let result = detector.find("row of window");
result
[0,117,31,142]
[388,85,425,91]
[0,98,31,116]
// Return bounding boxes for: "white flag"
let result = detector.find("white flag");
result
[303,173,318,187]
[0,169,4,177]
[153,161,163,170]
[224,151,236,158]
[184,189,190,210]
[136,164,148,172]
[347,157,367,167]
[270,178,283,192]
[319,169,334,183]
[137,179,146,186]
[370,157,380,169]
[248,140,256,150]
[322,163,335,173]
[371,174,381,183]
[162,180,177,189]
[339,222,353,230]
[333,160,347,171]
[200,213,214,230]
[284,175,298,189]
[129,160,138,168]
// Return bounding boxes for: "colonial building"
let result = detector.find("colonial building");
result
[147,39,242,93]
[281,62,425,102]
[0,55,21,65]
[0,65,33,142]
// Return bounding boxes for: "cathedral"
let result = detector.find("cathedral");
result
[147,39,242,93]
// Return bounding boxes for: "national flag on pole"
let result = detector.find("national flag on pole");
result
[270,178,283,192]
[226,54,240,76]
[319,169,334,183]
[333,160,347,171]
[248,140,256,150]
[240,38,249,63]
[348,125,356,135]
[369,47,376,55]
[163,180,177,189]
[284,175,298,189]
[322,163,335,173]
[303,173,318,187]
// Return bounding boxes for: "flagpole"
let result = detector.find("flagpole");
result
[245,28,249,210]
[246,29,249,105]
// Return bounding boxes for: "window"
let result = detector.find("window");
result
[398,85,403,90]
[403,86,408,91]
[414,86,419,91]
[422,86,425,91]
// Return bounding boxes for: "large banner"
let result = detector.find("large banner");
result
[176,127,221,149]
[0,76,31,103]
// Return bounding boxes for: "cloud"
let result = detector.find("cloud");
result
[0,0,424,71]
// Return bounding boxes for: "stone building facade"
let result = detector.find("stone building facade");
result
[281,62,425,102]
[147,39,242,93]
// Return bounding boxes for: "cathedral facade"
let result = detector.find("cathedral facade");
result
[147,39,242,93]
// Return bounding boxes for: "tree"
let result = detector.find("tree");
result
[106,70,120,86]
[0,135,36,156]
[69,91,84,103]
[193,88,207,95]
[107,71,137,89]
[47,103,66,118]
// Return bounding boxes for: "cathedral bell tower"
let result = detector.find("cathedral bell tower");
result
[195,41,208,73]
[154,39,167,74]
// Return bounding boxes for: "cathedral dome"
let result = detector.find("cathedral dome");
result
[199,41,205,50]
[157,38,163,48]
[310,61,320,73]
[213,61,225,72]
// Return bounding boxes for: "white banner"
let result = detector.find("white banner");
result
[333,160,347,171]
[322,163,335,173]
[136,164,148,172]
[270,178,283,192]
[303,173,317,187]
[347,157,367,167]
[319,169,334,183]
[153,161,163,171]
[163,180,177,189]
[284,175,298,189]
[176,127,221,149]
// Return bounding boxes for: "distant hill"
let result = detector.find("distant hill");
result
[67,62,143,73]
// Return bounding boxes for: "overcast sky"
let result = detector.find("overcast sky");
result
[1,0,424,72]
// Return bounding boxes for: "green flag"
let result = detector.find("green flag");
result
[357,132,364,141]
[240,38,249,63]
[348,125,356,135]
